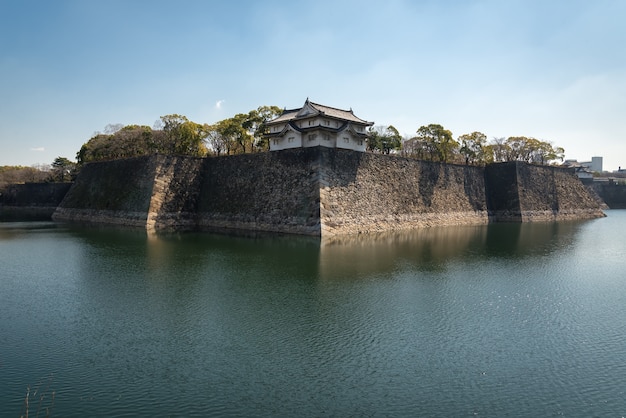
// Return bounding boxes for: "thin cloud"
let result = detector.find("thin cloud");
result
[215,100,225,109]
[30,147,45,152]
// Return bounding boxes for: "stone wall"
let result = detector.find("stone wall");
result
[197,149,321,235]
[591,181,626,209]
[53,156,159,227]
[51,149,605,236]
[147,156,205,230]
[0,182,72,220]
[485,162,605,222]
[319,149,489,235]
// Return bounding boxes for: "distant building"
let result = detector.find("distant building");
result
[574,156,603,173]
[563,156,603,178]
[264,99,374,152]
[562,160,594,182]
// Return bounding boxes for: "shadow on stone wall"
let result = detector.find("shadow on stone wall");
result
[0,182,72,221]
[48,149,605,236]
[592,182,626,209]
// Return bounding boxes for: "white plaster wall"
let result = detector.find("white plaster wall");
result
[303,131,321,148]
[269,130,302,151]
[335,133,366,152]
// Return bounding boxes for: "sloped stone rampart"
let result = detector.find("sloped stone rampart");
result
[0,182,72,220]
[197,149,321,235]
[319,150,490,235]
[52,156,158,227]
[486,162,605,222]
[147,156,204,230]
[51,149,605,236]
[591,182,626,209]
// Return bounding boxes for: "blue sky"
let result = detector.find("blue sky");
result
[1,0,625,170]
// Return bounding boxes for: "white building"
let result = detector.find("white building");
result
[265,99,374,152]
[575,156,603,173]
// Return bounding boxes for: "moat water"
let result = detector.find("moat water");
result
[1,211,625,417]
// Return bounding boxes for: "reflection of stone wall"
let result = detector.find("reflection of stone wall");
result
[52,149,605,236]
[0,182,72,220]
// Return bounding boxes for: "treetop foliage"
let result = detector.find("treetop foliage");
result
[0,156,77,189]
[367,125,402,154]
[403,124,565,166]
[76,106,284,164]
[0,165,50,189]
[73,104,565,168]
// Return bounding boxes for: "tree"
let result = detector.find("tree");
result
[103,123,124,134]
[160,114,208,157]
[414,124,458,162]
[204,123,227,157]
[208,116,250,155]
[244,105,283,152]
[485,136,565,165]
[505,136,534,162]
[0,165,49,188]
[76,125,156,164]
[482,144,495,164]
[367,125,402,154]
[490,137,509,162]
[458,131,488,165]
[51,157,76,182]
[205,106,280,155]
[531,141,565,165]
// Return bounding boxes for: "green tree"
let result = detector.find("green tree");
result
[367,125,402,154]
[486,136,565,165]
[482,144,495,164]
[211,116,250,155]
[51,157,76,182]
[160,114,208,156]
[204,123,227,156]
[244,105,283,152]
[505,136,534,162]
[458,131,488,165]
[530,140,565,165]
[414,124,458,162]
[204,105,282,155]
[76,125,157,164]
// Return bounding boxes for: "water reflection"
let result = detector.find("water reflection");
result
[319,220,587,280]
[0,221,59,240]
[54,218,591,285]
[1,214,623,417]
[483,221,582,258]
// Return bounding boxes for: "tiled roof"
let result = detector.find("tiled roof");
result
[266,99,373,126]
[308,101,371,124]
[268,108,300,123]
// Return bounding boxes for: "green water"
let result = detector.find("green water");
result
[1,212,625,416]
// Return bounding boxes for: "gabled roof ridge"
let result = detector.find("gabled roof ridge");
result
[265,98,373,126]
[280,107,300,115]
[308,100,354,114]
